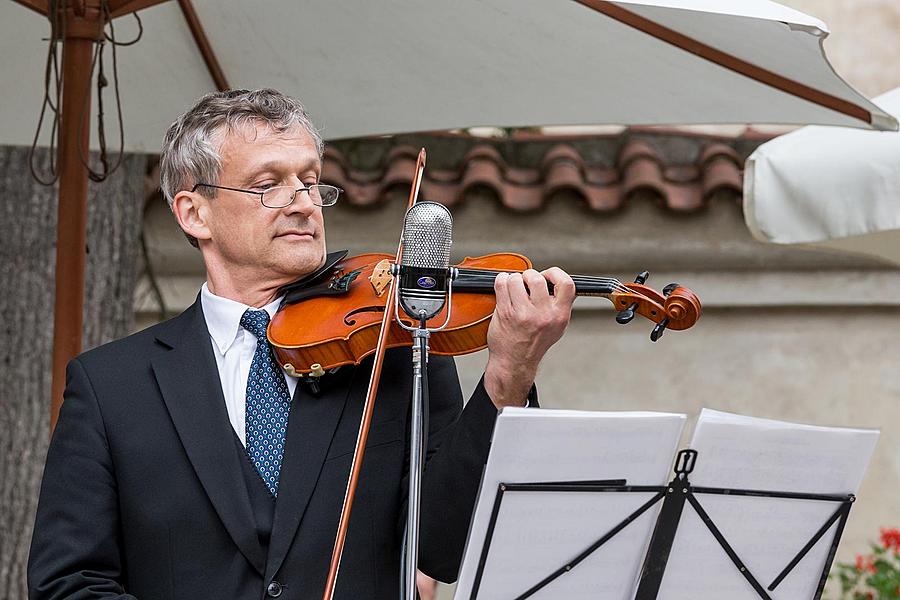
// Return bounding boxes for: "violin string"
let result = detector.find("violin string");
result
[457,269,625,287]
[456,269,634,295]
[453,268,677,321]
[455,268,681,311]
[456,270,644,301]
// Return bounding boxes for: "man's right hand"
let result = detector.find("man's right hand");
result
[483,267,576,408]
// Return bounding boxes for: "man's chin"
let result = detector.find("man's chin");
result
[277,247,327,280]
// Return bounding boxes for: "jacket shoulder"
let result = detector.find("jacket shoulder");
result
[74,304,200,371]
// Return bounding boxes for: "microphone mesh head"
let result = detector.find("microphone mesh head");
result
[400,201,452,269]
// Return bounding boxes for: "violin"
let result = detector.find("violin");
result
[268,250,702,377]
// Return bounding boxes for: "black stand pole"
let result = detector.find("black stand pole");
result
[634,450,697,599]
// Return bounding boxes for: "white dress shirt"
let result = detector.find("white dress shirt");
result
[200,283,298,446]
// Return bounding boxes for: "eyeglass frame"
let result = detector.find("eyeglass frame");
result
[190,182,342,208]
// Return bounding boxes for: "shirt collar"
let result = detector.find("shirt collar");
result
[200,282,283,355]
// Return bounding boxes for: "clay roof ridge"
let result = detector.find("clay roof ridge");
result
[321,136,747,213]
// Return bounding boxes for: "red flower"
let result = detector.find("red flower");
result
[855,554,878,574]
[880,527,900,553]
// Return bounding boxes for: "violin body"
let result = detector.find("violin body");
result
[268,251,701,376]
[269,252,532,375]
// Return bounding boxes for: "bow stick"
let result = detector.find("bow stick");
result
[321,148,427,600]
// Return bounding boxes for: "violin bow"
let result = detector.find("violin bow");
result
[321,148,427,600]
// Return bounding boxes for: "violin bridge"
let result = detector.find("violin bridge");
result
[369,259,393,297]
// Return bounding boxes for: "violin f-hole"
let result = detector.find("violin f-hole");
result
[343,305,386,326]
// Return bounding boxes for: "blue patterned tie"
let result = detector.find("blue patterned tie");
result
[241,309,291,496]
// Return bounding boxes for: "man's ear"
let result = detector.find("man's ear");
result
[171,190,212,243]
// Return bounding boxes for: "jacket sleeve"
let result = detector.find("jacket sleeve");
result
[28,358,138,600]
[412,356,538,583]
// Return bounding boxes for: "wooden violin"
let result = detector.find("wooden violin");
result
[268,250,702,377]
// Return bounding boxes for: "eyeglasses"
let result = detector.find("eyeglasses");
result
[191,182,342,208]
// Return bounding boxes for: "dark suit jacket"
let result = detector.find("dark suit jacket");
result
[28,299,509,600]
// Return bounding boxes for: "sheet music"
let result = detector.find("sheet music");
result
[454,408,686,600]
[657,409,879,600]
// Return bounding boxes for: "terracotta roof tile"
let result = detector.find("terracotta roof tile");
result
[321,132,751,213]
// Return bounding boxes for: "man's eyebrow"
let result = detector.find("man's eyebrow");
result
[239,158,321,184]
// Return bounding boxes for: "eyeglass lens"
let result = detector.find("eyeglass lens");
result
[261,185,339,208]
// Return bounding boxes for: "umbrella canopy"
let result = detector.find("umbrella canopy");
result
[2,0,896,154]
[3,0,896,429]
[744,87,900,265]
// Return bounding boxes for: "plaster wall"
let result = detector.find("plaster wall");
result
[781,0,900,97]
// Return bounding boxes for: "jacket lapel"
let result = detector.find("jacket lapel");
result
[151,301,267,575]
[265,370,352,581]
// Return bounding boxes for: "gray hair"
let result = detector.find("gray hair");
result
[159,88,324,247]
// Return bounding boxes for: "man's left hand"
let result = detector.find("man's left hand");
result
[483,267,576,408]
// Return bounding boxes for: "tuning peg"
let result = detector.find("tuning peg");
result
[650,317,670,342]
[662,283,679,297]
[616,303,639,324]
[617,271,650,324]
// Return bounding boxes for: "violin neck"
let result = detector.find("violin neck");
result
[453,268,619,297]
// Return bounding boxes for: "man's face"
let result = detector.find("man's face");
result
[202,123,326,285]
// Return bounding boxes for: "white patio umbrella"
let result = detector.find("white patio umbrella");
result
[744,87,900,266]
[3,0,897,152]
[2,0,895,426]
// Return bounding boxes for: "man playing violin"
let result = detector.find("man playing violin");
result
[28,89,576,600]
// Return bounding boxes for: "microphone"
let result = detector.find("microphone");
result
[398,201,453,322]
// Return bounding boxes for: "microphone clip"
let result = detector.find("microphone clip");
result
[391,263,458,334]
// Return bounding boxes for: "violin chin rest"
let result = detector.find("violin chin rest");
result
[276,250,350,298]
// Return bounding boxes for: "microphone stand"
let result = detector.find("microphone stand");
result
[404,314,429,600]
[394,273,456,600]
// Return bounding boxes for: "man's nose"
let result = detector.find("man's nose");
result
[283,187,316,216]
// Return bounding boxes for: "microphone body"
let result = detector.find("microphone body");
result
[398,201,453,321]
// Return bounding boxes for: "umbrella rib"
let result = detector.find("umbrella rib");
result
[177,0,229,91]
[11,0,48,16]
[576,0,872,126]
[104,0,229,91]
[107,0,169,19]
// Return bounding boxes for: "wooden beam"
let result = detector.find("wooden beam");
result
[107,0,170,19]
[10,0,48,16]
[177,0,229,91]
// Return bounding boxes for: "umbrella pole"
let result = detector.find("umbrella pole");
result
[49,1,104,431]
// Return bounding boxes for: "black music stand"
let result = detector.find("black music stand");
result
[466,450,854,600]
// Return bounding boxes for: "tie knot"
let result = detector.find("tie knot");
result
[240,309,271,339]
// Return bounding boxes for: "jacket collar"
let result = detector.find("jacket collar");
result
[151,299,267,575]
[152,298,353,580]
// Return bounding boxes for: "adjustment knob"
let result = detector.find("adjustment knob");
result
[662,283,680,297]
[616,302,639,324]
[650,317,670,342]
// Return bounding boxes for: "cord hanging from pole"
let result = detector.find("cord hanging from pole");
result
[28,0,142,186]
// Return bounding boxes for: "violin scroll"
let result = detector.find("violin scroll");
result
[611,271,701,342]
